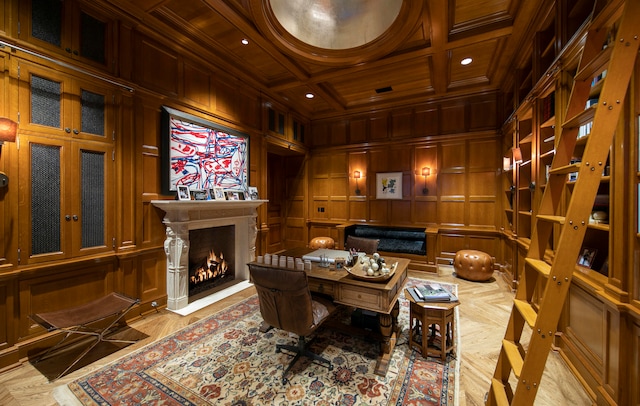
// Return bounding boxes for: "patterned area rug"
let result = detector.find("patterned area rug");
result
[55,278,459,405]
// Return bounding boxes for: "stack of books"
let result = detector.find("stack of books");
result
[407,283,458,302]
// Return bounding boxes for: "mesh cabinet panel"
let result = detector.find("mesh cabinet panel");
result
[31,75,61,128]
[81,150,105,248]
[31,0,62,47]
[31,144,61,255]
[81,89,105,136]
[80,12,106,64]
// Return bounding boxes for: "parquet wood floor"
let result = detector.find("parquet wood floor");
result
[0,267,592,405]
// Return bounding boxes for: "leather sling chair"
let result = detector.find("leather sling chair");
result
[249,264,338,384]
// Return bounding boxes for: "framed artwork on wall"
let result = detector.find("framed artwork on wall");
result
[376,172,403,199]
[161,106,249,195]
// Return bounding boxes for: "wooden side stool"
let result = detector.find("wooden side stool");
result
[405,288,459,361]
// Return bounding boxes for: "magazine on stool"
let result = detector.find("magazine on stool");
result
[408,283,458,302]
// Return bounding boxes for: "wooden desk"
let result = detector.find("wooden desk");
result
[249,247,409,376]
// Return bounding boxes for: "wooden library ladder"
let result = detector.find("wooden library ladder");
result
[486,0,639,405]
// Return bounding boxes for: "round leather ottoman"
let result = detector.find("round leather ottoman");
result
[309,236,335,249]
[453,250,494,282]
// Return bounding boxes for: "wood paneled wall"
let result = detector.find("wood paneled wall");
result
[306,94,504,264]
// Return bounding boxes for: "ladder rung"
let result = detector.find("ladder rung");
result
[490,378,511,406]
[536,214,565,225]
[549,162,581,175]
[575,47,612,82]
[525,258,551,277]
[502,339,524,377]
[514,299,537,327]
[563,104,596,129]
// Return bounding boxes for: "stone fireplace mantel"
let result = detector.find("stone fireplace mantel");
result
[151,199,267,311]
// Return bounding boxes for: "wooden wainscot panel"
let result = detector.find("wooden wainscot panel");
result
[329,152,348,177]
[140,253,165,302]
[439,199,465,226]
[311,178,330,198]
[369,113,388,141]
[0,279,14,351]
[468,138,498,170]
[439,102,466,134]
[438,232,466,258]
[311,154,331,179]
[330,178,347,198]
[469,200,497,228]
[214,76,240,119]
[466,234,499,258]
[439,172,466,198]
[310,122,329,147]
[312,200,328,220]
[331,121,348,145]
[390,200,412,224]
[349,200,368,222]
[390,108,413,138]
[369,200,389,223]
[182,60,211,109]
[558,283,605,395]
[349,117,368,144]
[19,261,117,339]
[440,141,466,171]
[238,88,261,130]
[468,96,497,131]
[328,199,348,221]
[415,200,437,224]
[415,105,438,136]
[631,317,640,406]
[135,35,179,96]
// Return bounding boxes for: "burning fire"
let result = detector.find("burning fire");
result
[190,249,229,285]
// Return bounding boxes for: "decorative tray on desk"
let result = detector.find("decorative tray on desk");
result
[345,261,397,282]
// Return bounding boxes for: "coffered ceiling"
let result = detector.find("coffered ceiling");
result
[106,0,554,120]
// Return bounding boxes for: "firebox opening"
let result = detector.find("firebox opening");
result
[189,225,236,303]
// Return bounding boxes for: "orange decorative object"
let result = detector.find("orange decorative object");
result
[0,117,17,144]
[309,236,335,249]
[453,249,495,282]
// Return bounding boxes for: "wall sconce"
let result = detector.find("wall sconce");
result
[354,170,361,195]
[512,147,523,164]
[0,117,17,188]
[503,157,511,171]
[421,166,430,194]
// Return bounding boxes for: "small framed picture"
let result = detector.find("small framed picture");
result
[225,191,240,200]
[177,185,191,201]
[577,247,597,268]
[212,187,225,200]
[248,186,259,200]
[191,189,209,201]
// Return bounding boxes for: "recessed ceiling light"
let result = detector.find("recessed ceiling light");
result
[241,38,249,45]
[461,57,473,65]
[305,93,315,99]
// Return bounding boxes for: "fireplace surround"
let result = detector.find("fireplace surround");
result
[151,199,266,311]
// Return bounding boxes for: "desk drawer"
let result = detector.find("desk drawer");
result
[309,280,335,296]
[338,285,381,310]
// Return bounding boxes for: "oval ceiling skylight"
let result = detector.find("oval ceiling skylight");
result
[269,0,402,50]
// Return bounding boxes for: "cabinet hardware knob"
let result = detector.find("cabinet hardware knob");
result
[73,129,79,134]
[65,47,71,53]
[65,127,71,133]
[65,215,71,221]
[73,215,78,221]
[73,50,78,55]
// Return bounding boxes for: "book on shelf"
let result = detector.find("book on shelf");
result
[408,283,458,303]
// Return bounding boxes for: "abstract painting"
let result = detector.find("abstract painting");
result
[376,172,403,199]
[161,106,248,194]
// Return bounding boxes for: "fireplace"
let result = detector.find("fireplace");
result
[151,199,266,311]
[188,225,235,302]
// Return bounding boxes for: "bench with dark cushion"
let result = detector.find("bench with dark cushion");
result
[344,225,426,256]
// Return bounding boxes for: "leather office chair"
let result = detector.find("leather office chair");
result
[345,235,380,254]
[249,264,337,384]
